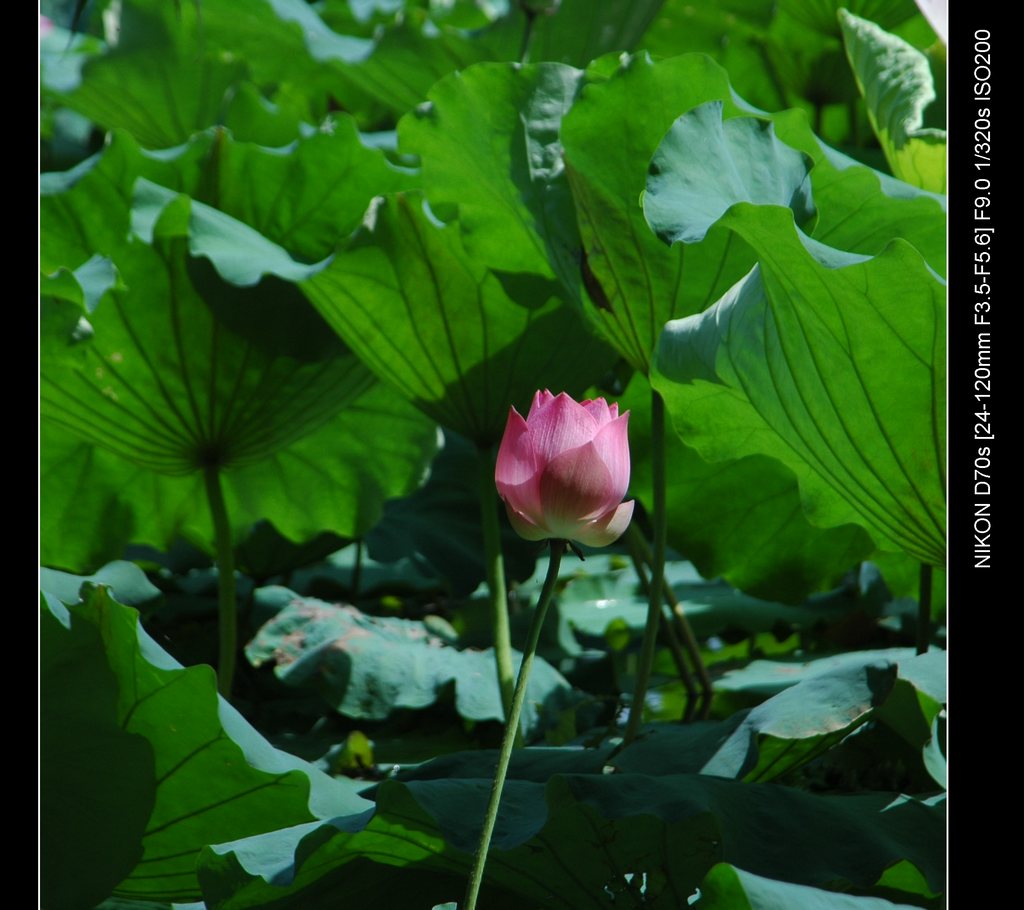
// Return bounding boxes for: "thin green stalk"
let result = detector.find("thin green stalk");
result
[755,39,789,112]
[628,507,713,720]
[917,563,933,655]
[478,444,515,723]
[664,593,713,721]
[463,540,566,910]
[624,390,667,744]
[203,465,236,698]
[518,8,537,63]
[660,604,696,706]
[351,538,363,598]
[848,101,861,147]
[625,524,696,703]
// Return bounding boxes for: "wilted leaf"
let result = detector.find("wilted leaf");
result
[246,595,574,736]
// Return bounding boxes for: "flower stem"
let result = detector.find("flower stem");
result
[477,444,516,724]
[624,389,667,744]
[463,539,566,910]
[203,465,236,698]
[916,563,933,655]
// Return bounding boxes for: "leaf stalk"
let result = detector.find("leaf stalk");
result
[917,562,933,655]
[624,389,667,743]
[203,465,237,698]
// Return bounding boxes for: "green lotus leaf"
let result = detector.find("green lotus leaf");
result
[41,585,370,905]
[645,102,944,563]
[561,53,771,373]
[399,61,583,291]
[301,191,615,445]
[196,773,943,908]
[41,135,437,570]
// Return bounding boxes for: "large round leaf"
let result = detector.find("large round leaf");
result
[301,191,616,444]
[42,235,364,474]
[622,373,872,601]
[41,585,370,906]
[196,773,943,908]
[41,136,438,570]
[651,211,944,564]
[645,103,944,564]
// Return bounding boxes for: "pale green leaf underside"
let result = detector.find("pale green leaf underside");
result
[643,100,815,246]
[699,863,921,910]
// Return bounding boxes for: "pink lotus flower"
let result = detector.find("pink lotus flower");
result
[495,390,634,547]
